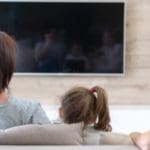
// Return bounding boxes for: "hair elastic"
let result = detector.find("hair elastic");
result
[88,87,96,94]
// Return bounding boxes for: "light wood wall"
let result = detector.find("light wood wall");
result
[10,0,150,105]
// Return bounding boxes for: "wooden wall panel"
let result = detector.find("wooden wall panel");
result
[10,0,150,105]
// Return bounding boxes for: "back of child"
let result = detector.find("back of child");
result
[59,86,111,131]
[59,86,133,145]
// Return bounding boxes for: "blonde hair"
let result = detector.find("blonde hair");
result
[61,86,112,131]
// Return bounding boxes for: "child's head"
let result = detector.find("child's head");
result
[59,86,112,131]
[0,31,16,93]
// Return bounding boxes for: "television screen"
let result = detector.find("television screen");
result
[0,1,125,75]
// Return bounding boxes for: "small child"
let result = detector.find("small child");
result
[59,86,135,145]
[59,86,112,131]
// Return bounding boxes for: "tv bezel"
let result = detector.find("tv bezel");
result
[0,0,126,77]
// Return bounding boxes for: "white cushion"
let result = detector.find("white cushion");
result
[99,132,134,145]
[83,127,133,145]
[0,123,83,145]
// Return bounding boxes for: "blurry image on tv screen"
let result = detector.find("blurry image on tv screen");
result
[0,2,124,74]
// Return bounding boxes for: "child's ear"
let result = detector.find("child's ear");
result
[59,107,64,119]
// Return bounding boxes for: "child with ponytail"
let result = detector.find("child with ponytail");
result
[59,85,135,145]
[59,86,111,132]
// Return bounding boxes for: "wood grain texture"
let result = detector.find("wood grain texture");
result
[10,0,150,105]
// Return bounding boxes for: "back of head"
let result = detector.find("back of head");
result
[61,86,112,131]
[0,31,16,93]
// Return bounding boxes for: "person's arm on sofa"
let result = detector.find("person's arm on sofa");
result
[130,131,150,150]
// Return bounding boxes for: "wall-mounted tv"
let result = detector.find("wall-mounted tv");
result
[0,0,125,75]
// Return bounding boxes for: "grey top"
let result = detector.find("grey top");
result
[0,97,50,129]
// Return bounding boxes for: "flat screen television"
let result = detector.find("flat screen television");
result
[0,0,125,75]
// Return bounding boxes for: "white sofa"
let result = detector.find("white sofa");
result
[0,123,140,150]
[0,145,139,150]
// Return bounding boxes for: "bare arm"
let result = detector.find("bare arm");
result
[130,131,150,150]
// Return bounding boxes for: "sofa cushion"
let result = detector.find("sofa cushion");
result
[0,123,83,145]
[83,127,133,145]
[99,132,134,145]
[0,145,139,150]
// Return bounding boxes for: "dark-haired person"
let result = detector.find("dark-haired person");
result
[0,31,50,129]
